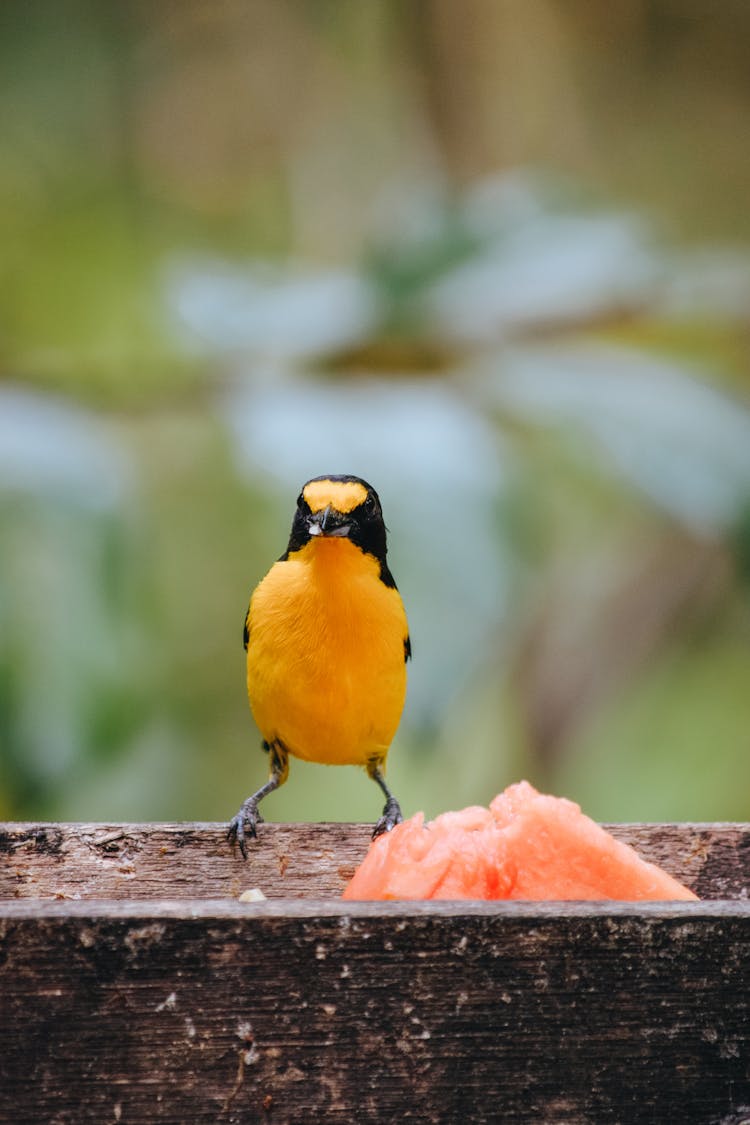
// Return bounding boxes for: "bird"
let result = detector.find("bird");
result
[228,474,411,857]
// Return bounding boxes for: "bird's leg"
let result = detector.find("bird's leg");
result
[367,760,403,839]
[228,740,289,858]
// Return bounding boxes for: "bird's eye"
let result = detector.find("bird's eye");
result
[364,494,377,515]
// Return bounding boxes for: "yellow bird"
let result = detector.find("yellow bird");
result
[228,474,411,855]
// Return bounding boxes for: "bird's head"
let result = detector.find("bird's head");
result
[283,475,388,564]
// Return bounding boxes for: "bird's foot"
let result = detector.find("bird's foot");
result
[227,801,265,859]
[372,796,403,839]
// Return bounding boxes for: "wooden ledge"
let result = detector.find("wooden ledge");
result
[2,820,749,902]
[2,822,750,1122]
[3,896,750,924]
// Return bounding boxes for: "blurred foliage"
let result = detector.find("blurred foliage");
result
[2,0,750,826]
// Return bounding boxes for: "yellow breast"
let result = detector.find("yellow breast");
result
[246,537,408,768]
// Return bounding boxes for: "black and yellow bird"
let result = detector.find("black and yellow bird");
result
[228,474,411,856]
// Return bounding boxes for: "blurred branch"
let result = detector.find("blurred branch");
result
[513,532,734,770]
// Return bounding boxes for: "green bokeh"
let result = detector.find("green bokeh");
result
[2,1,750,827]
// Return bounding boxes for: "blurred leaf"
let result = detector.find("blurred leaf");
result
[729,499,750,590]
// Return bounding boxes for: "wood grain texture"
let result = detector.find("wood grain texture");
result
[2,820,749,900]
[1,899,750,1124]
[2,823,750,1123]
[0,822,372,901]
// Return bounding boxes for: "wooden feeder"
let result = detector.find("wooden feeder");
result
[1,821,750,1123]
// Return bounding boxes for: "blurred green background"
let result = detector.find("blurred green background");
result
[2,0,750,826]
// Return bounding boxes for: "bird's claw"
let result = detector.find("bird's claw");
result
[227,803,264,858]
[372,796,403,839]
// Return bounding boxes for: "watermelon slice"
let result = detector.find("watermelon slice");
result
[343,781,697,901]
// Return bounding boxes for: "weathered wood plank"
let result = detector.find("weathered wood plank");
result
[2,824,750,1122]
[2,821,749,901]
[1,899,750,1124]
[0,822,371,901]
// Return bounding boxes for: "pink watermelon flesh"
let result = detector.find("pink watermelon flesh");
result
[343,781,698,902]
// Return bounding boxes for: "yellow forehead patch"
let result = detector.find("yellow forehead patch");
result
[303,478,368,514]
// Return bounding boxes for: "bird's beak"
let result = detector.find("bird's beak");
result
[308,505,351,538]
